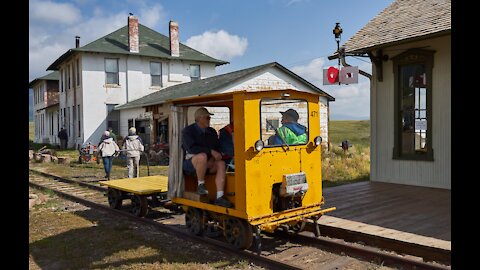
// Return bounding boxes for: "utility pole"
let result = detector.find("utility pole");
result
[333,22,343,85]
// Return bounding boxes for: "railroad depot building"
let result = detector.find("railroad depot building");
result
[30,15,334,150]
[334,0,451,189]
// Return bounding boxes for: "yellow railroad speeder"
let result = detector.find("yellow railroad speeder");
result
[102,89,335,251]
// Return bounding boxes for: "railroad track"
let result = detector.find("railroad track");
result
[29,169,450,270]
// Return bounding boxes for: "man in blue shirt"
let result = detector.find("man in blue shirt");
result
[181,107,233,208]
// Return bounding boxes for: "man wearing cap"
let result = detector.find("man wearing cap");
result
[271,108,307,145]
[181,107,233,208]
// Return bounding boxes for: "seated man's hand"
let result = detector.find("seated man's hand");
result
[211,150,222,161]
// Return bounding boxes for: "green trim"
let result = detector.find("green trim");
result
[392,48,435,162]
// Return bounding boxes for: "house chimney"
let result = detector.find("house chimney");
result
[75,36,80,48]
[169,21,179,57]
[128,14,139,53]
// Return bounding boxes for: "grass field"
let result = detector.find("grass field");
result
[29,120,371,186]
[322,120,370,186]
[29,122,34,141]
[329,120,370,149]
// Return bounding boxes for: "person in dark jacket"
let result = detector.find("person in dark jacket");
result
[57,128,68,149]
[182,107,233,208]
[218,122,234,171]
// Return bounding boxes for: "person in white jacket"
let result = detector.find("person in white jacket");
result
[98,131,120,180]
[123,127,145,178]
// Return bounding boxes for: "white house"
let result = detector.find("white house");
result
[44,15,227,149]
[333,0,451,189]
[29,71,60,144]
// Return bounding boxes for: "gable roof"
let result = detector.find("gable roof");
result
[47,23,228,70]
[341,0,451,54]
[29,71,60,88]
[114,62,334,110]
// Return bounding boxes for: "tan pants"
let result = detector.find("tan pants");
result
[127,156,140,178]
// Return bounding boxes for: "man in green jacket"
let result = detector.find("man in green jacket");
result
[271,109,307,145]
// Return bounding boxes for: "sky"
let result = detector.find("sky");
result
[29,0,394,120]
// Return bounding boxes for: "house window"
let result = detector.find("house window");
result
[105,58,119,85]
[78,104,81,137]
[150,62,162,87]
[392,49,434,161]
[67,64,71,89]
[190,64,200,81]
[60,69,64,92]
[106,104,120,136]
[76,59,81,86]
[51,114,54,136]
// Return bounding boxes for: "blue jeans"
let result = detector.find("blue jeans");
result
[102,156,114,177]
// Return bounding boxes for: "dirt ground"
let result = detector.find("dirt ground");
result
[29,187,263,270]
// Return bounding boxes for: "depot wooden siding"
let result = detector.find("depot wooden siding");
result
[371,35,451,189]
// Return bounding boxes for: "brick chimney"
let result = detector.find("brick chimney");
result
[75,36,80,48]
[128,14,139,53]
[169,21,179,57]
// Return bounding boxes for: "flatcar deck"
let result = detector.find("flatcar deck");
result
[99,175,168,194]
[320,181,451,252]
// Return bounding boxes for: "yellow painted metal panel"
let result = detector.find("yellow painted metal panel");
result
[99,175,168,194]
[240,90,325,219]
[172,197,248,219]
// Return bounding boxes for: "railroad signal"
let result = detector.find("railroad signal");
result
[323,66,359,85]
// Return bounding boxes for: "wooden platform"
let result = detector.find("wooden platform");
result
[320,181,451,251]
[99,175,168,195]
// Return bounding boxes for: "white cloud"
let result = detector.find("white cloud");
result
[289,58,371,119]
[286,0,308,6]
[139,5,165,27]
[29,43,70,82]
[30,0,81,25]
[29,1,169,82]
[290,58,325,86]
[326,81,371,119]
[185,30,248,61]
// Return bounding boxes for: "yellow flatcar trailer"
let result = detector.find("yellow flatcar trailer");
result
[100,175,169,217]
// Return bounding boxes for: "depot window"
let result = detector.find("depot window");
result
[105,58,119,85]
[392,49,434,161]
[260,99,309,147]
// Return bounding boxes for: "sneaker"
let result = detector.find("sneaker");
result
[214,196,233,208]
[197,183,208,196]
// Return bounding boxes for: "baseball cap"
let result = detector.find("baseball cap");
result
[194,107,214,119]
[280,109,299,121]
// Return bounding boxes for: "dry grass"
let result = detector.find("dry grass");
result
[321,120,371,187]
[321,145,370,187]
[29,121,34,141]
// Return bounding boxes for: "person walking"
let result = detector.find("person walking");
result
[98,131,120,180]
[123,127,144,178]
[57,128,68,149]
